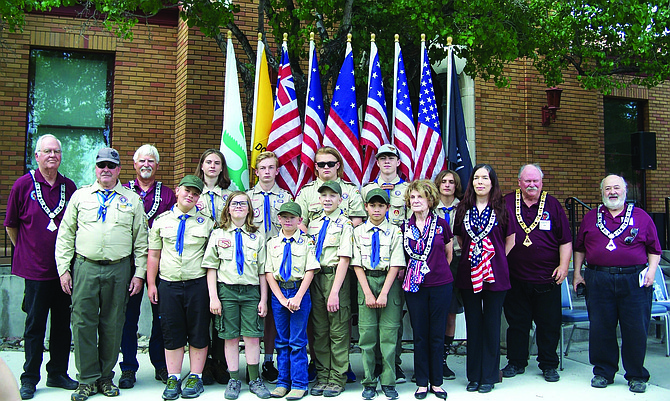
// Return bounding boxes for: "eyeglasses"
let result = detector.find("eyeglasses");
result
[96,161,118,169]
[316,161,338,168]
[41,149,62,155]
[624,227,639,245]
[230,201,249,208]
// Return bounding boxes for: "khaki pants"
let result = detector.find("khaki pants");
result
[310,269,351,387]
[71,256,131,384]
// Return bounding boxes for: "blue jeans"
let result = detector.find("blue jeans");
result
[120,285,166,372]
[271,287,311,391]
[584,268,652,382]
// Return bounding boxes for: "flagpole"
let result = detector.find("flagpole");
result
[445,37,453,169]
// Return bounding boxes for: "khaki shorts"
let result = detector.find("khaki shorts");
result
[216,283,264,339]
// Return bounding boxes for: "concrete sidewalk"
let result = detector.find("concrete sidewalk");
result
[2,337,669,401]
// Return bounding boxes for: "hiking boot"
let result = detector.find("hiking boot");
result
[46,374,78,390]
[71,383,97,401]
[362,386,377,400]
[162,376,181,400]
[381,385,398,400]
[394,365,406,384]
[181,374,204,398]
[542,368,560,382]
[310,382,327,396]
[285,389,307,400]
[501,364,524,378]
[591,375,612,388]
[97,378,120,397]
[225,379,242,400]
[249,377,271,399]
[118,370,136,389]
[323,383,344,397]
[629,379,647,393]
[155,368,169,384]
[262,361,279,384]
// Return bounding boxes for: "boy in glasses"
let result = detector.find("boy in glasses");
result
[307,181,354,397]
[352,189,405,400]
[265,202,320,400]
[146,175,215,399]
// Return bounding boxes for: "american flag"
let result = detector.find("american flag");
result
[360,36,390,185]
[391,37,416,181]
[414,37,445,181]
[266,38,301,196]
[297,35,325,191]
[323,38,362,187]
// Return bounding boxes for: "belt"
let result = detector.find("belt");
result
[77,254,129,266]
[365,269,387,277]
[279,280,302,289]
[320,266,335,274]
[587,264,646,274]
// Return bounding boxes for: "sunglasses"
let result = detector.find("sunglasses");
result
[316,161,338,168]
[230,201,249,208]
[96,161,118,169]
[624,227,639,245]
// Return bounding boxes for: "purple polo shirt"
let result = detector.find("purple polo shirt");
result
[454,209,512,292]
[575,205,661,266]
[402,214,454,287]
[124,180,176,228]
[504,192,572,284]
[4,170,77,280]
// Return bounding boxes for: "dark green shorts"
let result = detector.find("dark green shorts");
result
[216,283,264,339]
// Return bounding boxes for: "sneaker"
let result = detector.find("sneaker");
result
[46,374,79,390]
[249,378,271,399]
[629,379,647,393]
[501,364,524,378]
[590,375,612,388]
[362,386,377,400]
[443,363,455,380]
[394,365,406,384]
[346,365,357,383]
[323,383,344,397]
[71,383,97,401]
[182,374,204,398]
[308,361,317,383]
[97,378,120,397]
[542,368,560,382]
[118,370,136,389]
[285,389,307,400]
[381,385,398,400]
[225,379,242,400]
[271,386,289,398]
[310,382,328,396]
[155,368,169,384]
[262,361,279,384]
[19,381,36,400]
[162,376,181,400]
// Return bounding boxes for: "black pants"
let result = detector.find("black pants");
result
[21,278,72,384]
[461,289,506,385]
[405,283,452,387]
[503,278,560,370]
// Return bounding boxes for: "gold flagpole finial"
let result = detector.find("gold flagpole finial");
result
[447,36,453,46]
[227,30,232,39]
[371,33,375,42]
[258,32,262,40]
[310,32,315,41]
[347,33,352,42]
[421,33,426,42]
[394,34,399,42]
[283,33,288,42]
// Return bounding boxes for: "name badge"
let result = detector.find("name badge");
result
[539,220,551,231]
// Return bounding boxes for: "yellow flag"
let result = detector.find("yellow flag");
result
[250,35,274,173]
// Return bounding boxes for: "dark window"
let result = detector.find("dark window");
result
[603,98,646,203]
[26,49,114,187]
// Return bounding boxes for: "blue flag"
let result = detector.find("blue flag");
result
[446,50,473,189]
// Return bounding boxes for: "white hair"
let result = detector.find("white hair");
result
[600,175,627,192]
[518,163,544,179]
[35,134,62,154]
[133,144,160,163]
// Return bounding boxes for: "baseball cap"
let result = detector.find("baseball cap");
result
[178,175,204,193]
[376,144,399,158]
[318,180,342,196]
[365,188,390,204]
[96,148,120,164]
[278,202,302,217]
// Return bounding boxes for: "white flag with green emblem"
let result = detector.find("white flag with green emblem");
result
[220,32,249,191]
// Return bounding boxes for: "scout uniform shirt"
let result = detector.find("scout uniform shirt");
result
[351,220,406,271]
[435,198,461,254]
[202,225,266,285]
[197,185,231,223]
[55,181,148,278]
[361,177,409,226]
[149,206,215,282]
[247,182,293,239]
[296,177,365,226]
[265,231,320,282]
[307,208,354,268]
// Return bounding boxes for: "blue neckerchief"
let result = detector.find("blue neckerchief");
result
[280,237,294,282]
[263,192,272,233]
[175,209,191,256]
[315,216,330,263]
[209,193,217,222]
[371,226,380,269]
[97,190,116,222]
[235,228,244,275]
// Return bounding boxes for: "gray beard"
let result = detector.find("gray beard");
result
[603,196,625,210]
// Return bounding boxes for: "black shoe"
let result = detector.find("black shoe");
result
[394,365,406,384]
[381,385,398,400]
[466,381,479,392]
[46,374,78,390]
[591,375,612,388]
[202,358,215,385]
[212,359,230,385]
[542,368,560,382]
[478,383,494,393]
[155,368,169,384]
[429,387,447,400]
[261,361,279,384]
[628,379,647,393]
[19,382,36,400]
[501,364,524,378]
[118,370,136,389]
[442,363,455,380]
[413,388,427,400]
[362,386,377,400]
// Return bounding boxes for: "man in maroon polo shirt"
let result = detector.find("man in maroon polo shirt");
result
[4,134,78,399]
[573,174,661,393]
[502,164,572,382]
[118,144,176,389]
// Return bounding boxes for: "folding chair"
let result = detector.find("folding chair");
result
[560,279,589,370]
[650,267,670,357]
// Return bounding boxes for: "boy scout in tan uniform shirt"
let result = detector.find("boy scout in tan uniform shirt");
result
[307,181,354,396]
[197,186,231,223]
[352,189,406,397]
[247,182,291,239]
[202,225,266,286]
[361,178,409,227]
[296,177,365,226]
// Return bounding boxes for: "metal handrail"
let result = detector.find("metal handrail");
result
[564,197,594,244]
